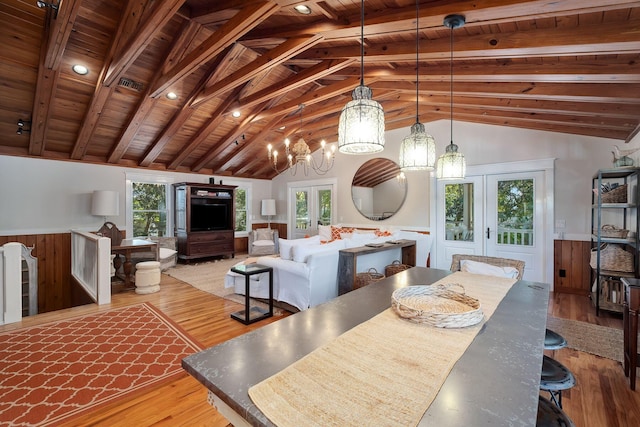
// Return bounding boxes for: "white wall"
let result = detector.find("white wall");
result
[0,156,272,236]
[272,120,622,238]
[0,120,627,238]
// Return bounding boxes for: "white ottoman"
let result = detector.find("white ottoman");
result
[135,261,161,294]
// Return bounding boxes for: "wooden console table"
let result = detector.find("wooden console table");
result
[337,239,416,295]
[621,277,640,390]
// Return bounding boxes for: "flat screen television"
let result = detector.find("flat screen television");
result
[190,202,230,231]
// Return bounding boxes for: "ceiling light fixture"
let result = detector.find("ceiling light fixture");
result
[166,92,178,100]
[399,0,436,172]
[294,5,311,15]
[36,1,58,18]
[16,118,31,135]
[267,104,335,176]
[337,0,385,155]
[436,14,466,180]
[72,64,88,75]
[232,110,241,118]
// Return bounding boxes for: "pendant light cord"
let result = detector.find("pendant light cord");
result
[449,22,454,145]
[360,0,365,86]
[415,0,419,123]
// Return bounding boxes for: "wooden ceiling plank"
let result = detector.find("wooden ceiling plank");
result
[70,0,150,160]
[299,19,640,63]
[243,0,640,43]
[103,0,187,87]
[191,34,324,107]
[191,102,270,172]
[253,75,363,121]
[107,20,203,164]
[215,112,288,173]
[370,81,640,104]
[167,85,245,170]
[236,58,355,111]
[150,1,280,98]
[138,46,241,167]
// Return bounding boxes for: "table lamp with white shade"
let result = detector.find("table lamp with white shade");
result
[261,199,276,229]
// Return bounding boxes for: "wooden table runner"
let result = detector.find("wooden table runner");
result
[248,272,517,427]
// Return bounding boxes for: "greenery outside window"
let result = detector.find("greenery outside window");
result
[132,182,170,237]
[235,187,247,233]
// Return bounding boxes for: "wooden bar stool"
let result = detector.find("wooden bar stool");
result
[537,395,575,427]
[540,355,576,408]
[545,329,567,351]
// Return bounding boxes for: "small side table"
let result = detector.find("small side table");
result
[230,263,273,325]
[621,277,640,390]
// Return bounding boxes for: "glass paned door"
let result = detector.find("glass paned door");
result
[495,179,534,246]
[486,172,544,281]
[290,185,333,239]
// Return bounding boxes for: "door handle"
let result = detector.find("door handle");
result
[486,227,491,239]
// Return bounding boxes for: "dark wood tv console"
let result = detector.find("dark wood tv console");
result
[174,183,236,261]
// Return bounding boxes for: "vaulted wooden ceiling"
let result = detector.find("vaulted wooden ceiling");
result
[2,0,640,180]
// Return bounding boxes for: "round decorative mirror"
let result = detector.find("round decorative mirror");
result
[351,158,407,221]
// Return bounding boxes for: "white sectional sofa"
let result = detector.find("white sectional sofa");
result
[225,227,433,311]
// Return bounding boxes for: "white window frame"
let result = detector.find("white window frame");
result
[125,173,174,238]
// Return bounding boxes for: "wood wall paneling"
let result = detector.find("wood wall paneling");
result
[554,239,591,295]
[0,233,72,314]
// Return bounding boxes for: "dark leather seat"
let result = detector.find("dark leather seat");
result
[540,355,576,408]
[544,328,567,350]
[537,395,576,426]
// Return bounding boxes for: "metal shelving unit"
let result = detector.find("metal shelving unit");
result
[591,168,640,315]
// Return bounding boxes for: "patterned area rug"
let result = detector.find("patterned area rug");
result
[0,303,202,426]
[546,316,627,362]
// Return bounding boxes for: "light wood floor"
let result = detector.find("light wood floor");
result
[2,275,639,426]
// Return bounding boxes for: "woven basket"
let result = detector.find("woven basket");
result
[385,260,411,277]
[354,268,385,289]
[391,284,484,328]
[599,224,629,239]
[601,184,628,203]
[590,243,634,272]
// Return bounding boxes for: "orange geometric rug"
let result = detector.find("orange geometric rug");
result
[0,303,202,426]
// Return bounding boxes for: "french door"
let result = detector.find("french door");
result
[435,170,546,282]
[289,184,334,239]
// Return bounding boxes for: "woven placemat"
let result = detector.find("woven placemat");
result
[249,272,517,427]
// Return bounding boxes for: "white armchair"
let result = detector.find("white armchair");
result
[248,228,279,256]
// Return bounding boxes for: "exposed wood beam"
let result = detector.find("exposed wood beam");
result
[191,103,269,172]
[298,19,640,63]
[138,45,244,167]
[70,1,149,160]
[107,19,202,164]
[151,1,280,98]
[167,86,245,170]
[103,0,186,87]
[44,0,82,70]
[191,35,324,107]
[235,58,355,112]
[242,0,640,42]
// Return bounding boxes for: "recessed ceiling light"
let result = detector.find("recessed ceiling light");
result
[166,92,178,100]
[72,64,88,75]
[294,4,311,15]
[232,111,241,118]
[279,126,286,130]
